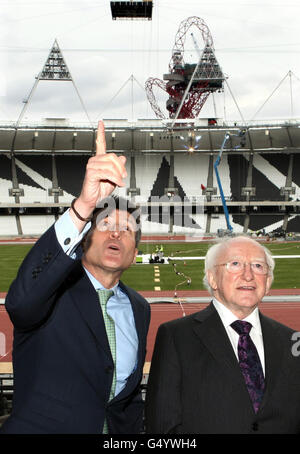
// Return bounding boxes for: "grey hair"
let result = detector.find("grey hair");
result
[203,235,275,295]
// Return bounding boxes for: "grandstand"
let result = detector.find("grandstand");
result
[1,118,300,238]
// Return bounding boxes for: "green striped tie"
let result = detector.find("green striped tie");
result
[97,289,115,434]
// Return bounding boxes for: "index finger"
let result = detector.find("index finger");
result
[95,120,106,155]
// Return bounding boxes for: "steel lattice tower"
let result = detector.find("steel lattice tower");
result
[145,16,225,120]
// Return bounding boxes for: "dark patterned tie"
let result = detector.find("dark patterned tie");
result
[231,320,265,413]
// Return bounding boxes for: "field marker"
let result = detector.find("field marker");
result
[154,266,160,291]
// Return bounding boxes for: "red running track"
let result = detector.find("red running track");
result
[1,290,300,366]
[145,301,300,362]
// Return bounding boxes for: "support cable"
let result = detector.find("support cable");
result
[225,79,246,125]
[250,72,289,121]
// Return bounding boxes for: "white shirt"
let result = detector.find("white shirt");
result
[212,298,265,375]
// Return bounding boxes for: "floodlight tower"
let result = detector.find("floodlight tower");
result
[145,16,225,120]
[110,1,153,20]
[16,39,91,126]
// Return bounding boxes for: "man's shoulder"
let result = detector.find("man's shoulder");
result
[159,302,215,331]
[119,281,149,307]
[260,311,297,335]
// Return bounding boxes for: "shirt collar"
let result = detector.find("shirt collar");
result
[213,298,262,334]
[83,266,119,295]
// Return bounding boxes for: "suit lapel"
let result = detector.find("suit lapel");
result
[69,264,112,361]
[192,304,285,415]
[119,281,146,356]
[193,303,264,415]
[69,270,146,369]
[69,270,147,401]
[192,303,245,378]
[114,282,146,399]
[258,313,284,412]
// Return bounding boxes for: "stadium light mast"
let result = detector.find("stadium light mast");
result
[16,39,92,126]
[110,1,153,20]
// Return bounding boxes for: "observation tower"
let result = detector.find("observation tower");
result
[145,16,225,120]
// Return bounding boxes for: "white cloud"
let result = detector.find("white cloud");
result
[1,0,300,123]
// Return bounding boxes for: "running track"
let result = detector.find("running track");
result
[1,289,300,373]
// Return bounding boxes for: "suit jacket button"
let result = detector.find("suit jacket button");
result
[252,422,258,431]
[105,366,112,373]
[64,238,71,245]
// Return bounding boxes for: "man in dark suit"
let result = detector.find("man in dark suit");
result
[145,236,300,434]
[1,121,150,434]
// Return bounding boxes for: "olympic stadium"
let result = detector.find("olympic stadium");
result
[1,1,300,429]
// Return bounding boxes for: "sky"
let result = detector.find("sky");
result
[0,0,300,124]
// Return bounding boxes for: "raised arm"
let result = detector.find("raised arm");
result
[5,121,127,329]
[69,120,127,232]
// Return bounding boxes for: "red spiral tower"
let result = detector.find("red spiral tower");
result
[145,16,225,119]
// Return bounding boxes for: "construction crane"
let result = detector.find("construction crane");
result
[214,129,246,233]
[145,16,225,120]
[214,132,233,233]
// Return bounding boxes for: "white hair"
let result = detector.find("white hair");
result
[203,235,275,295]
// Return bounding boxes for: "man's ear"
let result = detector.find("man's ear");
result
[265,274,273,295]
[131,248,138,265]
[207,269,218,291]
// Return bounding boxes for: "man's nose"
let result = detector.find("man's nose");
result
[242,263,254,279]
[110,229,121,239]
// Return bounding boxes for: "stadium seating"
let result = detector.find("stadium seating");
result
[0,156,13,203]
[0,216,18,236]
[174,153,210,198]
[1,145,300,236]
[135,154,166,202]
[19,215,56,235]
[0,178,13,204]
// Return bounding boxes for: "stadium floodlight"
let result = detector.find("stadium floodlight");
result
[110,1,153,20]
[179,134,202,152]
[15,39,92,127]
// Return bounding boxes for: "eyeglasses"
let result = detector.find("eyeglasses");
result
[215,260,269,275]
[96,218,135,236]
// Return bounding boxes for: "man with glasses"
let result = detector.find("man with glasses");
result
[1,121,150,434]
[146,235,300,434]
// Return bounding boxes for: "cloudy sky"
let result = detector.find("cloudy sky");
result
[1,0,300,124]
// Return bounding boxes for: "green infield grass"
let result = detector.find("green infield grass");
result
[0,242,300,293]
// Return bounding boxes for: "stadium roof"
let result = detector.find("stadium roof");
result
[0,118,300,155]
